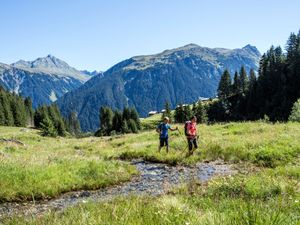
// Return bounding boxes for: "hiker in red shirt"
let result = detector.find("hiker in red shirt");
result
[186,116,198,155]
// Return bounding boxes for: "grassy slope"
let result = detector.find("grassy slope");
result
[1,122,300,224]
[104,121,300,167]
[0,127,137,202]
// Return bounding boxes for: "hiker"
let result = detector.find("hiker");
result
[156,117,178,153]
[185,116,198,155]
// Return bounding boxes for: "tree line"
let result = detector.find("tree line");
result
[0,86,33,127]
[210,30,300,122]
[0,86,81,137]
[173,101,207,123]
[96,106,141,136]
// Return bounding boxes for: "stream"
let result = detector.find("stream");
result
[0,160,235,220]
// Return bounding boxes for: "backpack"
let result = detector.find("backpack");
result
[184,121,191,136]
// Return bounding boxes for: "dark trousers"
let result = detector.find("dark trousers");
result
[187,138,198,151]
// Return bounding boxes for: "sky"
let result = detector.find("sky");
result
[0,0,299,71]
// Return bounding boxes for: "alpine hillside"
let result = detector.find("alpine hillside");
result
[57,44,261,131]
[0,55,93,108]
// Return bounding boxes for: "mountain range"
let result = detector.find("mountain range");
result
[0,55,94,108]
[57,44,261,131]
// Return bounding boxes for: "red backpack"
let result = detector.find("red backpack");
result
[184,121,191,136]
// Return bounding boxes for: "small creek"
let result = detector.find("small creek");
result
[0,160,235,220]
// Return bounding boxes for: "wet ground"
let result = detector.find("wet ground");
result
[0,160,235,220]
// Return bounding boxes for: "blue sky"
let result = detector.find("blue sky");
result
[0,0,299,71]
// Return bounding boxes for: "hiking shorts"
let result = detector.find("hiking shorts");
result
[160,137,169,147]
[187,138,198,151]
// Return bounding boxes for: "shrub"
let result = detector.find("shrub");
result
[289,99,300,122]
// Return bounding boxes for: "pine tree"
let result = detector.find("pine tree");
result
[121,119,129,133]
[246,70,258,120]
[122,107,131,121]
[48,104,66,136]
[239,66,249,95]
[11,97,26,127]
[112,110,123,133]
[40,116,58,137]
[1,93,14,126]
[162,101,172,121]
[34,105,49,128]
[249,69,256,90]
[206,100,228,122]
[184,105,192,121]
[24,97,34,126]
[127,119,138,133]
[99,106,113,136]
[232,71,240,95]
[0,91,7,125]
[194,101,207,123]
[0,102,5,125]
[129,107,141,130]
[217,69,232,99]
[174,104,185,123]
[285,31,300,118]
[289,99,300,122]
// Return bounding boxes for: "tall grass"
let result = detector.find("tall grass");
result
[5,162,299,225]
[1,122,299,224]
[0,127,137,202]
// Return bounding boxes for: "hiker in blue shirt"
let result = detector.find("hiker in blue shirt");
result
[156,117,178,153]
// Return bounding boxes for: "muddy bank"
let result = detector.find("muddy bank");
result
[0,160,235,220]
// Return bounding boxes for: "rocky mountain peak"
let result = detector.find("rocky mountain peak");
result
[11,55,90,82]
[242,44,261,57]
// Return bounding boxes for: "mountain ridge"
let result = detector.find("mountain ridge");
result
[57,43,261,131]
[11,55,90,82]
[0,56,92,108]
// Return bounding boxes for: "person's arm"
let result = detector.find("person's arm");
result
[156,124,161,134]
[169,126,178,131]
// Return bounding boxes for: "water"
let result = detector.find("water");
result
[0,160,234,220]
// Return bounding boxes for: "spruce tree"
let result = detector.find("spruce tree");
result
[24,97,34,126]
[0,102,5,125]
[174,104,185,123]
[217,69,232,99]
[289,99,300,122]
[194,101,207,123]
[239,66,249,95]
[40,116,58,137]
[122,107,131,121]
[11,97,26,127]
[48,104,66,136]
[249,69,256,90]
[99,106,113,136]
[121,119,129,133]
[129,107,141,130]
[1,94,14,126]
[232,71,240,95]
[184,105,192,121]
[34,105,49,128]
[162,101,172,121]
[112,110,123,133]
[127,119,138,133]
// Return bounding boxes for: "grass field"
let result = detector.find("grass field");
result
[5,160,300,224]
[0,127,137,202]
[1,121,300,224]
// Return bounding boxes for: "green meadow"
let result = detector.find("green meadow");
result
[1,121,299,224]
